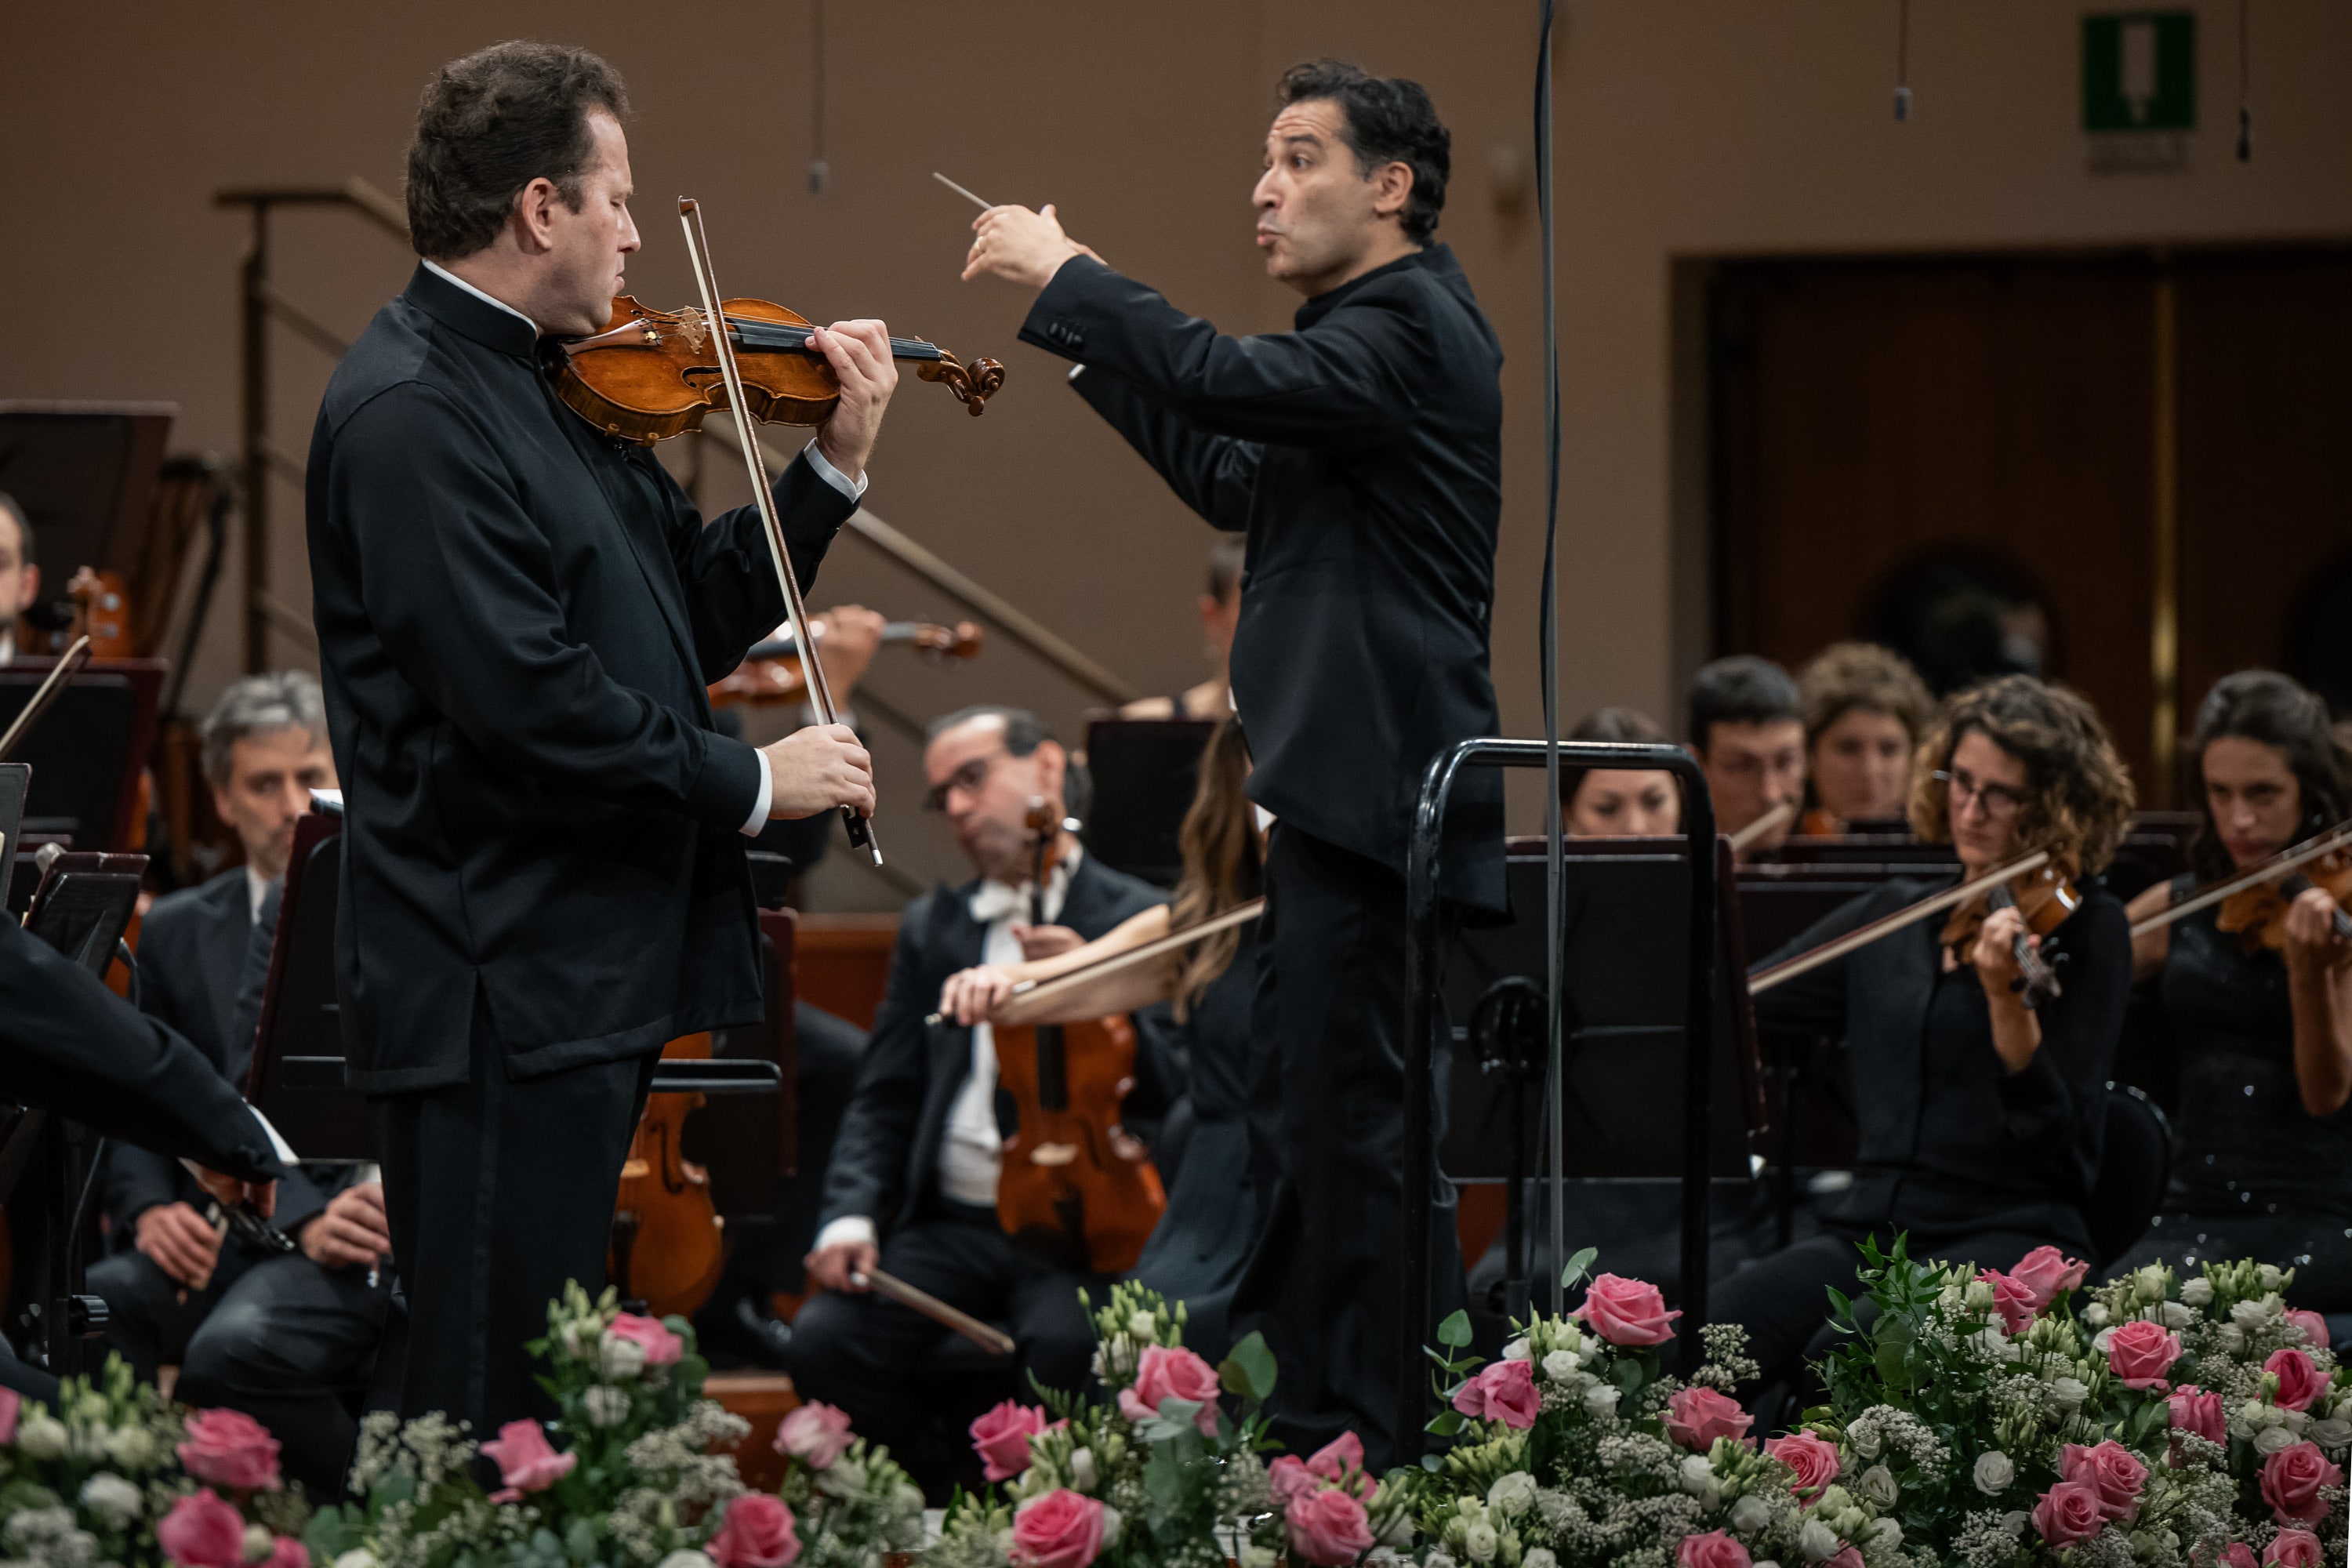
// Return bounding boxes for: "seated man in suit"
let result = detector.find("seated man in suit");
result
[784,705,1166,1490]
[90,673,390,1494]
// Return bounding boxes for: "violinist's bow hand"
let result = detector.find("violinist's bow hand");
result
[938,964,1020,1026]
[961,204,1097,290]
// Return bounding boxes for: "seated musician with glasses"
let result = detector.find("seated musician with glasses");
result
[1715,675,2136,1396]
[784,705,1165,1494]
[1688,655,1806,861]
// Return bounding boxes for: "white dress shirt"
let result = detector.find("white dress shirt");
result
[245,866,275,925]
[418,260,867,838]
[815,847,1082,1254]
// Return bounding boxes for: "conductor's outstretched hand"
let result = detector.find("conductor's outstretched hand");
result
[764,724,875,820]
[962,204,1101,291]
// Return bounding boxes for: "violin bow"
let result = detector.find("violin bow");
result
[924,898,1265,1027]
[1748,848,2052,994]
[0,637,93,763]
[1727,800,1796,855]
[2129,820,2352,938]
[678,198,880,864]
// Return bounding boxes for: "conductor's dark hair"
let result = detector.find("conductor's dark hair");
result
[926,704,1054,758]
[1687,655,1802,750]
[405,41,629,261]
[1276,60,1450,245]
[2186,670,2352,881]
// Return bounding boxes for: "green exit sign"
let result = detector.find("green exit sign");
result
[2083,13,2196,132]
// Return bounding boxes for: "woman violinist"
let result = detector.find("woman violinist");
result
[935,717,1262,1356]
[1716,675,2137,1392]
[2111,672,2352,1307]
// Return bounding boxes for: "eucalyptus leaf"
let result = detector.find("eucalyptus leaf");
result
[1437,1309,1473,1348]
[1220,1331,1278,1403]
[1563,1247,1598,1287]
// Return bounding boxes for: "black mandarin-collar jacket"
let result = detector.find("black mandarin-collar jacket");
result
[1753,874,2132,1254]
[1021,247,1505,909]
[306,266,854,1091]
[818,855,1167,1236]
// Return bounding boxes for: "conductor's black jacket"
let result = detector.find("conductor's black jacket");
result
[1022,247,1505,909]
[306,265,853,1091]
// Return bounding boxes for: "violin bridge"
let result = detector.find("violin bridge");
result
[670,307,710,353]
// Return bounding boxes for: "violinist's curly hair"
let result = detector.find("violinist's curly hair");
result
[1168,717,1262,1021]
[406,42,628,261]
[1276,60,1450,245]
[1907,675,2136,874]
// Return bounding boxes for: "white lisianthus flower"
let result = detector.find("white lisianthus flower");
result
[656,1554,716,1568]
[1730,1494,1772,1534]
[600,1331,646,1381]
[1963,1279,1997,1312]
[2179,1277,2214,1307]
[1584,1384,1621,1417]
[2135,1265,2167,1295]
[1129,1311,1158,1343]
[2231,1299,2274,1331]
[1868,1519,1903,1550]
[2217,1324,2248,1353]
[1069,1447,1098,1492]
[245,1524,278,1564]
[78,1475,140,1524]
[2052,1377,2090,1413]
[16,1414,66,1461]
[1857,1465,1899,1507]
[1423,1553,1458,1568]
[2091,1326,2118,1353]
[1798,1520,1839,1562]
[583,1385,633,1427]
[334,1553,385,1568]
[2083,1301,2112,1326]
[2255,1424,2299,1456]
[1542,1350,1578,1385]
[1523,1552,1559,1568]
[1502,1337,1531,1363]
[1973,1451,2015,1494]
[2278,1406,2311,1436]
[105,1423,158,1472]
[2310,1418,2352,1450]
[1488,1472,1537,1517]
[1999,1512,2031,1539]
[2158,1300,2194,1328]
[1681,1455,1716,1490]
[1099,1505,1123,1547]
[1240,1548,1279,1568]
[1464,1521,1500,1563]
[2258,1265,2284,1292]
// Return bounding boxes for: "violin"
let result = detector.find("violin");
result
[707,618,982,711]
[609,1032,726,1319]
[989,800,1164,1272]
[1939,856,2081,1009]
[2216,844,2352,955]
[557,296,1006,445]
[1750,848,2055,995]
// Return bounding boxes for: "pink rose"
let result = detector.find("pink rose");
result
[2168,1385,2226,1465]
[1305,1431,1374,1498]
[2259,1441,2344,1526]
[1571,1273,1682,1345]
[2263,1531,2325,1568]
[157,1490,247,1568]
[1268,1455,1317,1505]
[608,1312,685,1367]
[2009,1245,2090,1310]
[710,1492,801,1568]
[0,1386,19,1446]
[1117,1345,1222,1436]
[1286,1486,1376,1566]
[1765,1431,1842,1504]
[1450,1357,1541,1430]
[970,1400,1048,1483]
[2031,1480,2107,1548]
[2284,1309,2332,1351]
[264,1540,310,1568]
[1822,1550,1865,1568]
[1011,1489,1106,1568]
[1676,1530,1753,1568]
[176,1407,283,1492]
[2060,1440,2148,1522]
[2265,1348,2326,1413]
[777,1401,856,1469]
[2107,1319,2184,1390]
[2222,1544,2259,1568]
[1976,1269,2039,1334]
[1665,1387,1755,1452]
[481,1419,576,1494]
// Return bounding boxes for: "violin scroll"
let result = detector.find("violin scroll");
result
[918,352,1007,418]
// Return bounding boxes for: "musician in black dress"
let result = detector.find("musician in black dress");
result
[2115,672,2352,1308]
[938,716,1264,1357]
[1716,676,2138,1390]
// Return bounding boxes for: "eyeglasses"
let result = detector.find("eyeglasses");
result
[1933,768,2029,822]
[924,749,1008,814]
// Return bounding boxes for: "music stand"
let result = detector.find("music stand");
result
[0,660,165,851]
[684,908,798,1216]
[0,764,25,887]
[246,808,372,1160]
[24,851,146,977]
[1081,718,1217,888]
[0,402,174,619]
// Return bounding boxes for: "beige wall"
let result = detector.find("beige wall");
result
[6,2,2347,904]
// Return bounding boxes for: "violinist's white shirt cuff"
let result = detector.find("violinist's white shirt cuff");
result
[815,1215,877,1251]
[741,750,774,837]
[801,441,868,502]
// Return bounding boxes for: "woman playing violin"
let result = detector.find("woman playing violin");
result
[1715,675,2136,1395]
[935,717,1262,1356]
[2112,672,2352,1308]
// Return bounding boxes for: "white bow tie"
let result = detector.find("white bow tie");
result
[970,855,1074,926]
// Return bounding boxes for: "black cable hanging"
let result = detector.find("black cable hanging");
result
[1893,0,1913,121]
[809,0,831,194]
[1534,0,1567,1316]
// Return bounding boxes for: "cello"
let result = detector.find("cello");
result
[609,1032,726,1319]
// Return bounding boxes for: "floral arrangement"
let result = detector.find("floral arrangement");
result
[306,1282,922,1568]
[0,1354,311,1568]
[924,1281,1412,1568]
[1411,1247,1910,1568]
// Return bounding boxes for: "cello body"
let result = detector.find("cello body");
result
[991,1014,1163,1274]
[610,1033,725,1318]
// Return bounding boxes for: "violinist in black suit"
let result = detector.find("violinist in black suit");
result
[305,41,894,1436]
[786,706,1165,1490]
[963,60,1502,1466]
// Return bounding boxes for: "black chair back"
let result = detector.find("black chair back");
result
[2088,1083,2173,1268]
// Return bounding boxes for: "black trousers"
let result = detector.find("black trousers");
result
[1712,1225,2057,1396]
[2111,1210,2352,1312]
[720,1002,867,1298]
[1230,825,1461,1473]
[783,1200,1102,1491]
[368,1037,655,1437]
[89,1245,387,1495]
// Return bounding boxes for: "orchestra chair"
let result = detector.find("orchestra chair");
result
[2085,1083,2173,1272]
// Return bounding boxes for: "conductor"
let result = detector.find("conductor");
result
[963,59,1504,1466]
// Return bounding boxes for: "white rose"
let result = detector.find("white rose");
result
[2255,1424,2299,1456]
[16,1414,66,1461]
[599,1331,646,1381]
[1488,1472,1538,1517]
[1465,1521,1500,1563]
[1523,1552,1559,1568]
[2310,1418,2352,1450]
[2083,1302,2112,1326]
[1798,1520,1839,1562]
[1503,1337,1532,1363]
[2180,1278,2214,1307]
[1730,1494,1772,1534]
[1857,1465,1898,1506]
[2052,1377,2090,1413]
[1069,1447,1098,1491]
[1543,1350,1578,1385]
[78,1475,140,1523]
[1973,1450,2016,1494]
[2232,1299,2273,1331]
[1584,1384,1621,1417]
